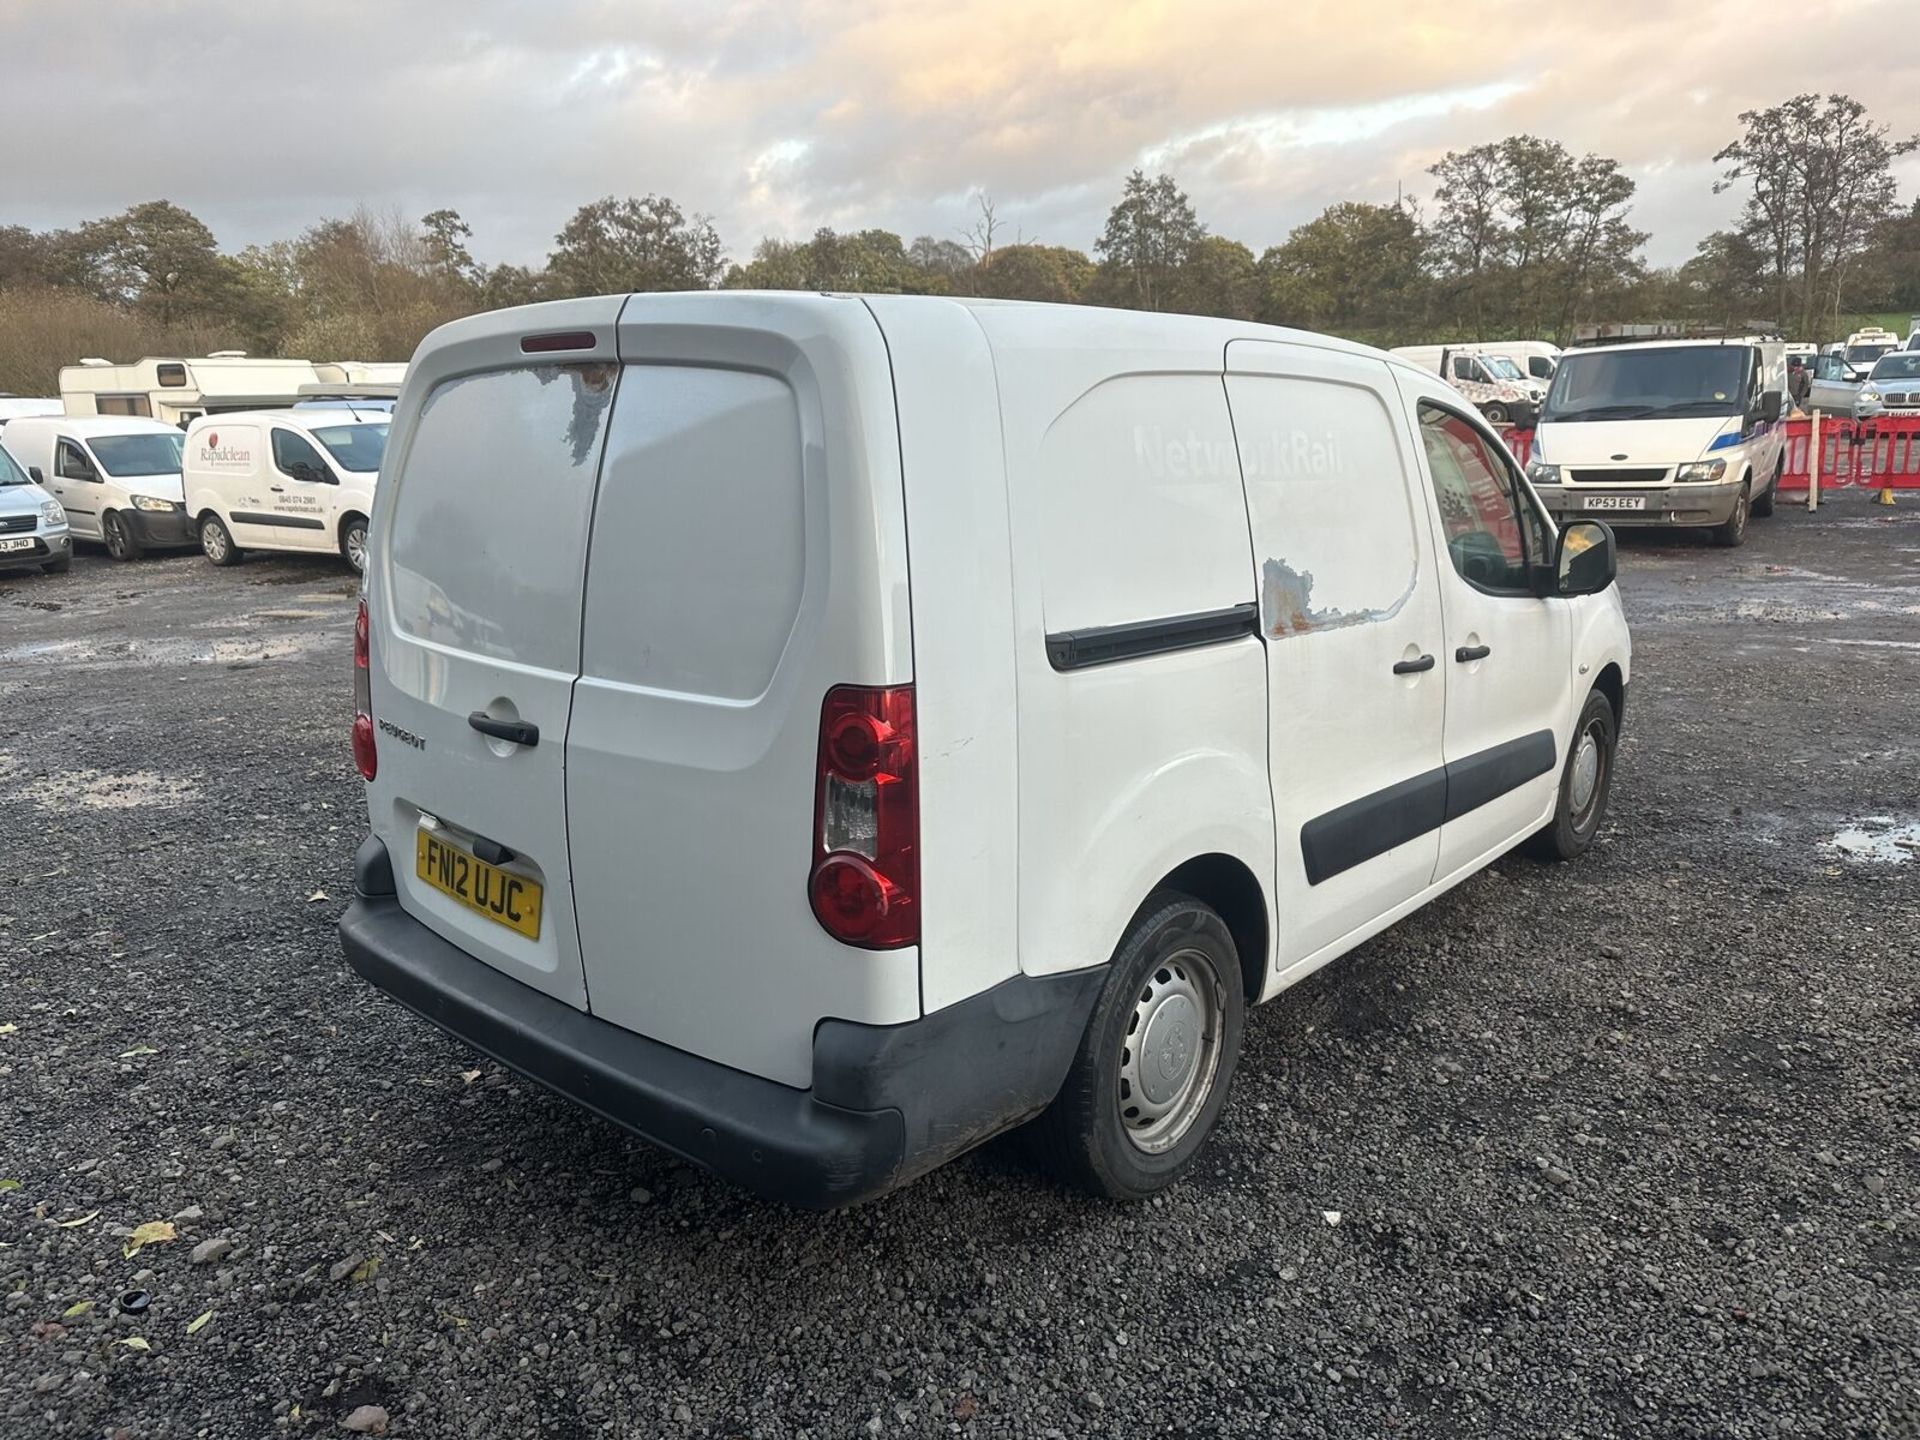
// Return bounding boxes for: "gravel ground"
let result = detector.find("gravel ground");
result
[2,499,1917,1439]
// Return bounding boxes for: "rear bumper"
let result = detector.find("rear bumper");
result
[1539,479,1745,528]
[338,835,1101,1209]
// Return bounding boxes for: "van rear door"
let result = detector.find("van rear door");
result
[564,294,918,1088]
[365,299,624,1010]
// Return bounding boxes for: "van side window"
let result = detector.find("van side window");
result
[56,439,95,481]
[272,429,329,480]
[1418,403,1548,595]
[1528,357,1553,380]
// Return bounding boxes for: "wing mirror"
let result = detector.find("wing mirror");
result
[1553,520,1616,597]
[28,465,43,483]
[1757,391,1783,424]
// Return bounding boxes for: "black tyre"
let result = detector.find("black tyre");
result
[1710,483,1750,547]
[1029,894,1245,1199]
[1526,688,1618,862]
[199,514,243,567]
[101,510,141,561]
[1751,463,1779,518]
[339,515,369,573]
[1482,403,1510,426]
[41,554,71,575]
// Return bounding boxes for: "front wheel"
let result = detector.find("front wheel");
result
[1711,484,1750,547]
[200,514,242,567]
[339,516,368,574]
[101,511,141,562]
[1482,403,1510,426]
[1028,894,1245,1199]
[1526,688,1618,861]
[1751,463,1780,518]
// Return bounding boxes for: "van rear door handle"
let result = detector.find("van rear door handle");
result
[1455,644,1492,662]
[468,713,539,747]
[1392,654,1436,675]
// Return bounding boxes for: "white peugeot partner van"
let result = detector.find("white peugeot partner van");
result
[2,416,192,560]
[1526,338,1787,548]
[340,294,1631,1208]
[182,411,388,572]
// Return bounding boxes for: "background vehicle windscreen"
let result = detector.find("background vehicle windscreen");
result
[1484,356,1526,381]
[312,423,389,472]
[1846,343,1897,367]
[1869,354,1920,382]
[88,432,186,476]
[0,444,30,485]
[1543,346,1748,421]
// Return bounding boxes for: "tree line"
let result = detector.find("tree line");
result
[0,91,1913,396]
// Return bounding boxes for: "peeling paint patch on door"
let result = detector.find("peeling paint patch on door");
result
[1262,556,1415,639]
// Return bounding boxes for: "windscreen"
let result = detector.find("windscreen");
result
[88,432,186,476]
[1846,343,1897,368]
[1484,356,1526,381]
[0,444,29,485]
[1543,346,1750,422]
[1870,354,1920,382]
[312,422,389,472]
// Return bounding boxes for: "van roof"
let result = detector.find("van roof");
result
[1564,338,1769,356]
[183,409,387,433]
[7,415,184,436]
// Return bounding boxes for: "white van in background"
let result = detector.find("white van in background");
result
[1388,344,1541,422]
[1526,338,1787,547]
[341,293,1631,1209]
[182,411,388,572]
[2,416,192,560]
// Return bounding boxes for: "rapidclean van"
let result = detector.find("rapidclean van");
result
[340,294,1632,1208]
[182,411,388,572]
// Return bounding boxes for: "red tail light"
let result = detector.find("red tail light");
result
[352,598,377,781]
[809,685,917,948]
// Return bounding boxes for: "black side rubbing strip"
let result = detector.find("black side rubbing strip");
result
[232,511,326,531]
[1047,602,1259,672]
[1444,729,1556,822]
[1300,767,1448,887]
[1299,729,1560,885]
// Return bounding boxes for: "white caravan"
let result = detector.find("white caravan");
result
[1526,339,1788,547]
[182,411,389,572]
[340,293,1631,1209]
[60,354,325,426]
[2,416,192,560]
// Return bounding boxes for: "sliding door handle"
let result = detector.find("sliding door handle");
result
[468,712,539,747]
[1392,654,1436,675]
[1455,644,1492,662]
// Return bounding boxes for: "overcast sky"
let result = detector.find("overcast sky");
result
[8,0,1917,271]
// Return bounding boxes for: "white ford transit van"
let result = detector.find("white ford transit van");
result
[1526,339,1787,547]
[339,294,1631,1208]
[182,411,388,572]
[2,416,193,560]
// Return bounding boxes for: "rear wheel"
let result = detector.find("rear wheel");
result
[1526,688,1617,861]
[101,510,141,562]
[339,515,368,574]
[200,514,242,567]
[1711,483,1750,547]
[1028,894,1245,1199]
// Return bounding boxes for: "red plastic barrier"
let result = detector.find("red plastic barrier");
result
[1504,416,1920,493]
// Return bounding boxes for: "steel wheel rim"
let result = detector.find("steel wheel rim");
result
[1569,719,1606,827]
[202,522,226,561]
[1118,947,1223,1154]
[105,515,128,558]
[345,526,367,572]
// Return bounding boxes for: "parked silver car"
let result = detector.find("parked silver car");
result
[0,435,71,574]
[1855,351,1920,420]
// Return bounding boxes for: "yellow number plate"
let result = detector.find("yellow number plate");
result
[415,830,543,940]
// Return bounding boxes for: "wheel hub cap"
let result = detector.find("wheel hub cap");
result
[1570,733,1600,813]
[1117,950,1222,1154]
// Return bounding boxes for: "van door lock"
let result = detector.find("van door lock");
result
[468,713,539,748]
